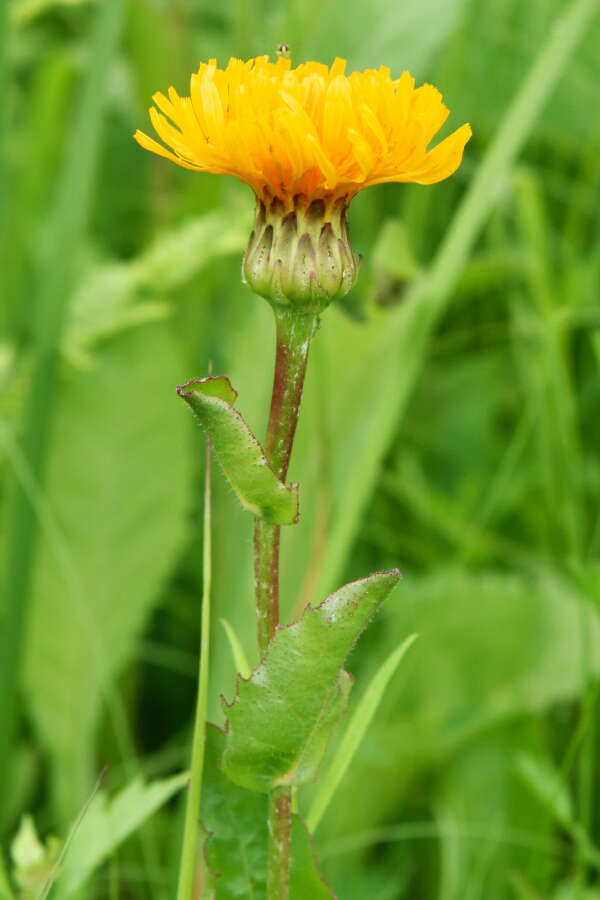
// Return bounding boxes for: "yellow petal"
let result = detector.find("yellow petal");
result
[134,56,471,202]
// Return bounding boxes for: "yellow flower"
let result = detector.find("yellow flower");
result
[135,56,471,310]
[135,55,471,205]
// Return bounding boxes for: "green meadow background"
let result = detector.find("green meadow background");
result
[1,0,600,896]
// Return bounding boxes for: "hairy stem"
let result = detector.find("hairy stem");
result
[267,786,292,900]
[254,306,318,899]
[254,308,318,655]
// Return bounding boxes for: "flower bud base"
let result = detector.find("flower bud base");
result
[242,194,360,312]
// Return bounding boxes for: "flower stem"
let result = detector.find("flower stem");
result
[254,307,318,654]
[254,306,318,899]
[176,438,212,900]
[267,786,292,900]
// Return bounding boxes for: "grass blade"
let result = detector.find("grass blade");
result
[306,634,417,833]
[425,0,600,303]
[316,0,600,600]
[176,437,212,900]
[0,0,8,278]
[220,618,252,679]
[37,767,107,900]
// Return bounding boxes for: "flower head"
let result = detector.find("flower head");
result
[135,55,471,207]
[135,56,471,310]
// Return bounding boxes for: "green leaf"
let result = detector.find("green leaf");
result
[516,754,573,827]
[331,568,600,838]
[509,871,545,900]
[64,275,169,370]
[0,0,126,822]
[516,755,600,872]
[550,878,600,900]
[289,816,333,899]
[0,876,12,900]
[63,210,251,368]
[56,773,187,897]
[201,726,332,899]
[130,209,251,294]
[24,323,191,817]
[307,633,417,833]
[201,725,268,898]
[11,0,92,28]
[296,670,353,789]
[0,850,13,900]
[178,376,299,525]
[221,570,400,792]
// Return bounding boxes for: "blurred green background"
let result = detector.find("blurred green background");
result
[1,0,600,896]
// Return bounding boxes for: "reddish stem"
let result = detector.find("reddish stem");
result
[254,308,317,655]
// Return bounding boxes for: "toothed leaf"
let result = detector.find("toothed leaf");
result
[221,570,400,792]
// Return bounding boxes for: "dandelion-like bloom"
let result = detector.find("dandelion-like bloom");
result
[135,56,471,310]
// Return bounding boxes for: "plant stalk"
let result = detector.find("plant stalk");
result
[254,307,318,655]
[267,786,293,900]
[254,306,318,899]
[176,438,212,900]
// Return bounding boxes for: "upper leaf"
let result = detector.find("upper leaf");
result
[178,376,299,525]
[221,570,400,792]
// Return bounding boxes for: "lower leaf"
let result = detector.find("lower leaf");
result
[201,726,333,898]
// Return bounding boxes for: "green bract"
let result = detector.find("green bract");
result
[242,196,360,312]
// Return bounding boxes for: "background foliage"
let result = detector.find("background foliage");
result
[1,0,600,896]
